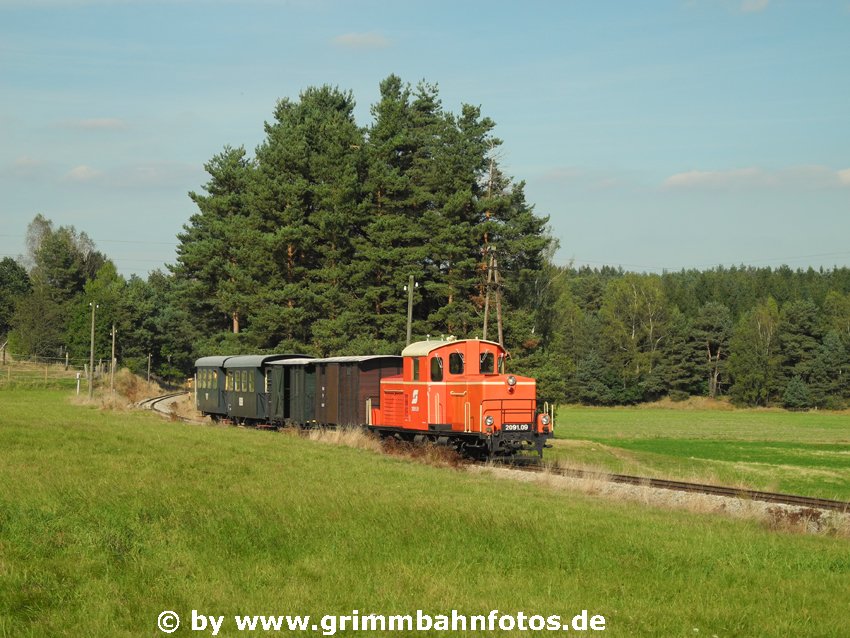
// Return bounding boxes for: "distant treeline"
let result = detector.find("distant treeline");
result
[530,265,850,409]
[2,76,848,409]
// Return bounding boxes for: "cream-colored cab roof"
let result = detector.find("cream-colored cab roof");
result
[401,338,502,357]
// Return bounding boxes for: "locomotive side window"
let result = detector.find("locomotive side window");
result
[498,354,506,374]
[430,356,443,382]
[449,352,464,375]
[412,357,420,381]
[479,352,494,374]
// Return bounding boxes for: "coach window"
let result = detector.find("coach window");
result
[226,371,233,391]
[248,372,255,393]
[480,352,494,374]
[449,352,464,375]
[412,357,420,381]
[430,356,443,382]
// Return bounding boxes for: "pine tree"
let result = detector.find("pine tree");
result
[173,146,255,341]
[782,375,811,410]
[778,299,822,384]
[0,258,30,337]
[729,298,781,406]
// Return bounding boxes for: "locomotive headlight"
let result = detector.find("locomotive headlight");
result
[541,414,551,426]
[506,375,517,387]
[484,415,495,427]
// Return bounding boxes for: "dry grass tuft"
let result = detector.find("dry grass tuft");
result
[114,368,163,403]
[764,506,850,536]
[307,426,383,453]
[69,387,133,411]
[381,437,465,469]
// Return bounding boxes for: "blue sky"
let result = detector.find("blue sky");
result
[1,0,849,277]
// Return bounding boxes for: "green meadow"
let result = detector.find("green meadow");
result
[1,389,848,637]
[550,406,850,501]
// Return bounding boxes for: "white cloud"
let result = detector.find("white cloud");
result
[664,167,775,189]
[65,165,103,182]
[740,0,769,13]
[664,166,850,190]
[332,32,391,49]
[63,118,127,131]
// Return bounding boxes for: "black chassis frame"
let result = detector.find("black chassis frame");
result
[368,424,551,459]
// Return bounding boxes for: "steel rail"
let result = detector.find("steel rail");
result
[494,462,850,513]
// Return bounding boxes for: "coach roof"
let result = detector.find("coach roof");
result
[223,354,307,369]
[195,355,232,367]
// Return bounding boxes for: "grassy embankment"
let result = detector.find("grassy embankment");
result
[0,389,848,637]
[549,401,850,501]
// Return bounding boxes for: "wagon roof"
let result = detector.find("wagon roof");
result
[267,355,401,366]
[222,354,308,369]
[194,355,233,367]
[266,357,317,366]
[317,355,403,364]
[401,338,502,357]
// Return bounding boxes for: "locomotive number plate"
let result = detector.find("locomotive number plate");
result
[503,423,531,432]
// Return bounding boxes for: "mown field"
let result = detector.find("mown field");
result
[1,390,848,637]
[550,405,850,501]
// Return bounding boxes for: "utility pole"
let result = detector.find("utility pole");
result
[483,252,494,341]
[110,324,116,393]
[147,353,152,383]
[88,302,98,399]
[494,254,504,347]
[404,275,418,345]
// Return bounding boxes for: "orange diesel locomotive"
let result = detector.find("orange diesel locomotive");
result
[370,337,553,458]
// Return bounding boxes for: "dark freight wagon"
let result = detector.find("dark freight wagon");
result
[268,358,317,425]
[267,356,402,427]
[194,355,233,420]
[223,354,305,423]
[314,356,402,426]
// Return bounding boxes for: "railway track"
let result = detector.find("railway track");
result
[138,393,850,514]
[136,392,190,419]
[496,461,850,513]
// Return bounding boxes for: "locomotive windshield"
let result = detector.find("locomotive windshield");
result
[430,356,443,382]
[480,352,494,374]
[449,352,464,374]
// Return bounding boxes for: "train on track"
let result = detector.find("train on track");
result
[194,337,554,459]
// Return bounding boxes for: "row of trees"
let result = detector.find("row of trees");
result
[1,216,195,379]
[534,267,850,409]
[2,76,849,409]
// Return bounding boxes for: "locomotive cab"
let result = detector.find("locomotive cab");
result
[373,337,552,458]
